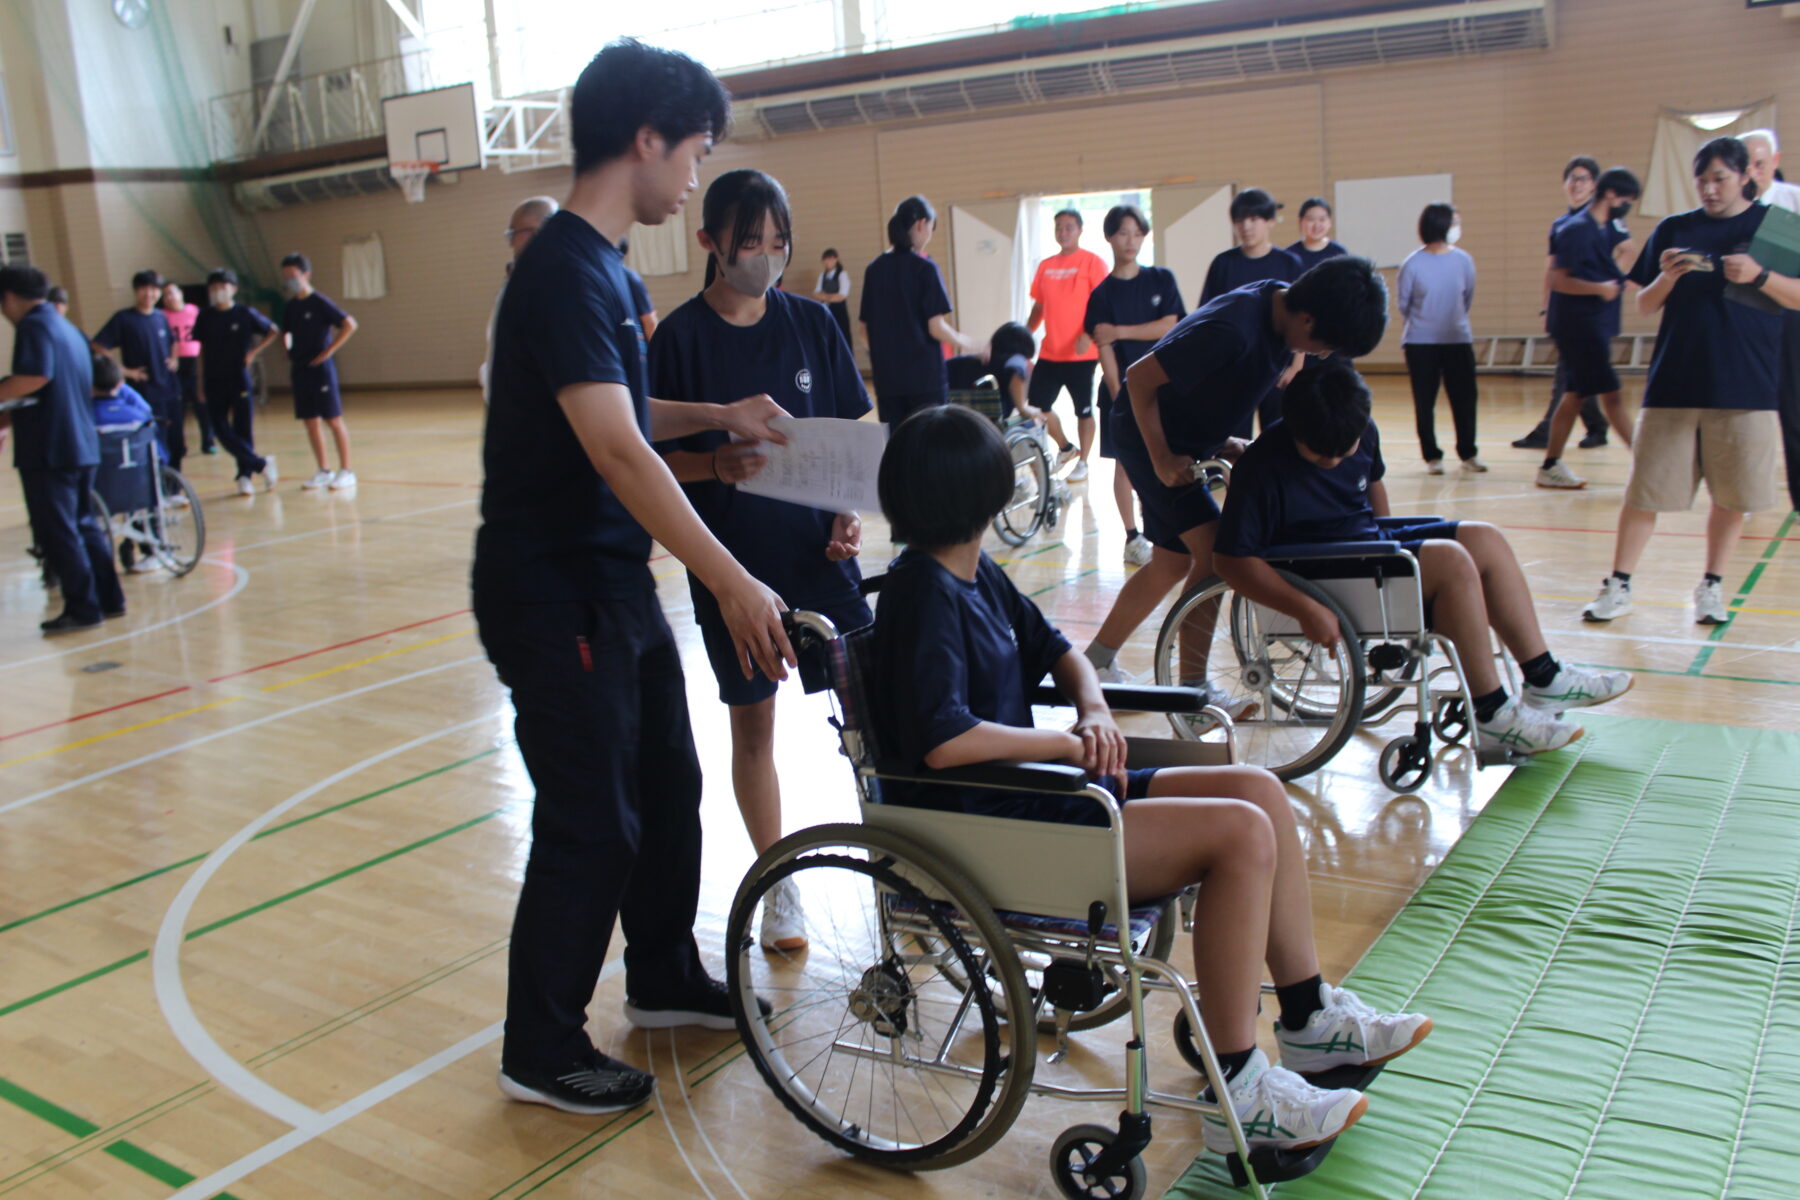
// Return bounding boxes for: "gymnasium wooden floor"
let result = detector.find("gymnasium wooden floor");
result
[2,376,1795,1199]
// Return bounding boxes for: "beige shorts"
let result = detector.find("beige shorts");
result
[1622,407,1780,513]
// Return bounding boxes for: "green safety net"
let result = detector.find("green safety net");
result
[1166,714,1800,1200]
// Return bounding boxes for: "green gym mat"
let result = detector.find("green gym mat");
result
[1165,714,1800,1200]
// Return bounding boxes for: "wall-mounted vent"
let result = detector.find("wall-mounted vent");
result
[2,231,28,266]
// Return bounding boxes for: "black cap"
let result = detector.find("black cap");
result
[207,267,239,286]
[131,269,166,290]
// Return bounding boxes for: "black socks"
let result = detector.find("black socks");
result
[1703,572,1722,585]
[1519,651,1560,689]
[1126,527,1141,541]
[1611,570,1632,585]
[1474,686,1509,723]
[1543,456,1559,469]
[1275,974,1325,1032]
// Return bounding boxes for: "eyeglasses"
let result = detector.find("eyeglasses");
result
[503,225,540,243]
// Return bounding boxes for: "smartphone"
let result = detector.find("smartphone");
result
[1675,250,1714,272]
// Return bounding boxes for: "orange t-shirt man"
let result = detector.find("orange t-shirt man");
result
[1030,247,1108,362]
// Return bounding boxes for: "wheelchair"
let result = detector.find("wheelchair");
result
[726,612,1388,1199]
[950,381,1071,546]
[92,420,205,577]
[1151,516,1521,791]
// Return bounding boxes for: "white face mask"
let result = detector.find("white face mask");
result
[1446,224,1463,245]
[718,251,786,297]
[282,276,304,295]
[209,288,231,308]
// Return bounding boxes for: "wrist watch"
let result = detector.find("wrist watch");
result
[1752,267,1772,291]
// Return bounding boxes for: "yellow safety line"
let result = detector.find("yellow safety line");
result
[0,698,245,770]
[257,629,476,692]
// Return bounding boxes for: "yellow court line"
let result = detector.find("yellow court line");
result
[0,697,245,770]
[258,628,477,692]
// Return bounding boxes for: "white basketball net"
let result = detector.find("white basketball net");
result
[391,161,436,204]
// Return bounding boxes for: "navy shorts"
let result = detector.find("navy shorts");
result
[876,387,947,426]
[1111,410,1219,554]
[971,765,1159,827]
[1096,382,1120,458]
[1553,333,1619,399]
[694,587,872,706]
[1029,359,1097,420]
[292,361,343,420]
[1378,518,1463,557]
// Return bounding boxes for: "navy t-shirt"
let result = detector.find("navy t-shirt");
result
[92,307,176,402]
[947,352,1030,396]
[625,268,653,319]
[193,304,274,379]
[1144,281,1293,456]
[281,292,349,365]
[859,249,952,396]
[649,287,871,609]
[474,210,654,603]
[1547,210,1627,340]
[1627,205,1784,410]
[11,304,100,470]
[1084,266,1186,397]
[1215,419,1387,559]
[1200,247,1302,306]
[1286,240,1348,274]
[870,549,1072,816]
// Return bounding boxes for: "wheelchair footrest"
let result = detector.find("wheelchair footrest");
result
[1476,745,1532,768]
[1222,1061,1386,1188]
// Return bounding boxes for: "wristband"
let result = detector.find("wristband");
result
[1753,267,1772,291]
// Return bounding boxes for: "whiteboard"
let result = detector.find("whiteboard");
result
[1334,175,1453,268]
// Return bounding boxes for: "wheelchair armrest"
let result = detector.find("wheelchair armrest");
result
[1029,682,1211,713]
[874,759,1092,794]
[1262,540,1405,562]
[1376,516,1446,531]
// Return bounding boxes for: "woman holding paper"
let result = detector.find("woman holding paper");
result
[650,169,872,954]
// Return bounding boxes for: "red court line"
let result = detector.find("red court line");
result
[0,686,193,743]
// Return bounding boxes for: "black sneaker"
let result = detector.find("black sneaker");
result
[624,975,772,1031]
[103,607,127,620]
[1578,431,1609,449]
[41,613,104,635]
[1510,429,1549,449]
[497,1050,655,1115]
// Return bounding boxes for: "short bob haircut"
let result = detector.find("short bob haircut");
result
[878,405,1015,549]
[1594,166,1641,202]
[1280,359,1372,459]
[1297,196,1332,219]
[1103,204,1150,239]
[1418,202,1457,245]
[1229,188,1280,222]
[0,265,50,301]
[1053,208,1083,228]
[130,269,164,291]
[1284,255,1389,359]
[988,320,1036,367]
[571,39,731,175]
[91,351,123,393]
[279,252,312,274]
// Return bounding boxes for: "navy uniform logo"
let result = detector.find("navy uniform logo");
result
[1152,294,1163,306]
[1358,475,1369,492]
[795,368,813,394]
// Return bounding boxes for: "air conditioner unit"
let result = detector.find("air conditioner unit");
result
[232,158,404,211]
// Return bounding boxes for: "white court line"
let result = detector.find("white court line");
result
[1554,625,1800,657]
[0,654,487,816]
[668,1030,753,1200]
[153,714,499,1129]
[648,1032,720,1200]
[228,497,477,553]
[1387,485,1624,508]
[0,559,251,675]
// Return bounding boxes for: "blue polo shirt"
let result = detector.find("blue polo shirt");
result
[474,210,654,603]
[1144,280,1292,457]
[92,307,176,403]
[11,304,99,470]
[649,287,871,609]
[1084,266,1186,397]
[870,549,1071,816]
[1200,246,1301,306]
[1286,240,1348,273]
[1547,209,1627,340]
[1214,418,1387,560]
[1627,205,1783,411]
[194,304,274,380]
[93,383,155,431]
[858,249,952,397]
[281,292,349,365]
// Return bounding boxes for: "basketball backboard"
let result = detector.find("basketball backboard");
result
[383,82,484,172]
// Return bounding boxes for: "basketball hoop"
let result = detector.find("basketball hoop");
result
[390,160,438,204]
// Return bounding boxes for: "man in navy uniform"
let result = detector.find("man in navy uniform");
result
[92,269,184,472]
[194,268,281,494]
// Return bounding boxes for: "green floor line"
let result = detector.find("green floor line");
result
[1573,659,1800,688]
[1029,565,1099,597]
[1687,510,1795,676]
[0,1076,239,1199]
[0,746,502,936]
[509,1110,656,1199]
[481,1109,636,1200]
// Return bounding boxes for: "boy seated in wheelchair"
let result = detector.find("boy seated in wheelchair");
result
[948,321,1078,471]
[870,404,1432,1157]
[1212,361,1631,754]
[90,352,155,434]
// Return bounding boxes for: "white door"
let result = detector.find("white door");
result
[1152,184,1234,309]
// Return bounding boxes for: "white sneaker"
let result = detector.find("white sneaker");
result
[236,476,255,496]
[1459,456,1489,474]
[1694,579,1729,625]
[1425,458,1445,475]
[166,491,190,508]
[1095,662,1137,685]
[1123,534,1154,567]
[1066,460,1089,482]
[1201,1048,1367,1155]
[302,469,333,490]
[1180,678,1260,723]
[1524,663,1633,712]
[262,455,279,490]
[329,469,357,490]
[1056,445,1079,471]
[759,877,808,952]
[1536,461,1587,489]
[1275,982,1433,1075]
[1583,576,1633,622]
[1476,696,1582,756]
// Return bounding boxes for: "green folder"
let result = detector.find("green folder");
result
[1725,202,1800,313]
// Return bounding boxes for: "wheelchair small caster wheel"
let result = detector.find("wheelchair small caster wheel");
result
[119,539,136,572]
[1379,736,1431,792]
[1051,1123,1146,1200]
[1432,697,1471,744]
[1171,1009,1208,1076]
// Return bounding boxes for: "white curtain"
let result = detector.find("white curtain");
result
[1644,100,1778,217]
[623,217,689,277]
[341,233,387,300]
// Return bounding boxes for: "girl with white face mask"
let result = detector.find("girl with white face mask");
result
[648,169,874,955]
[1396,201,1483,475]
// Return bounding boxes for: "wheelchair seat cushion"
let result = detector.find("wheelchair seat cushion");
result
[884,891,1168,945]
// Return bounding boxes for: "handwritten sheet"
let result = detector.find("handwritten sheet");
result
[736,417,887,513]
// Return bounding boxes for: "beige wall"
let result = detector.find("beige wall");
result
[224,0,1798,386]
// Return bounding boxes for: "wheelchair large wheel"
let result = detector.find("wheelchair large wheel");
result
[152,467,204,576]
[728,823,1037,1170]
[994,432,1050,546]
[1153,574,1364,780]
[87,490,114,563]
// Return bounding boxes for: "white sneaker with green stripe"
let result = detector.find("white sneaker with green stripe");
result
[1523,663,1632,713]
[1476,695,1582,755]
[1275,982,1434,1075]
[1201,1048,1367,1155]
